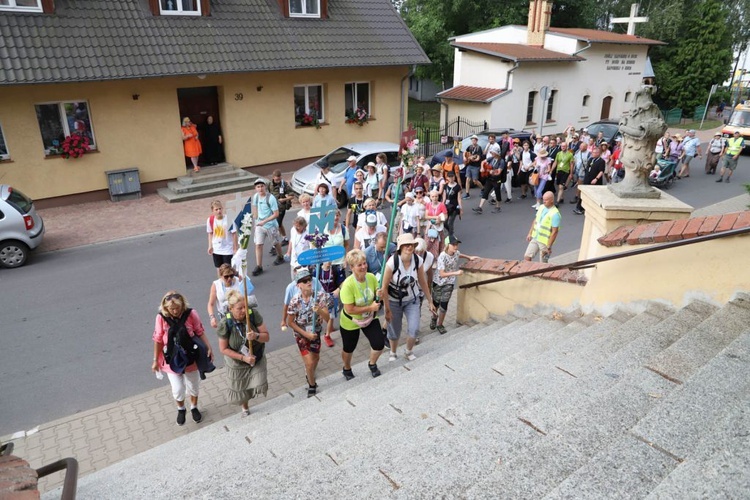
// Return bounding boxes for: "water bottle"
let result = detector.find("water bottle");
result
[155,370,164,380]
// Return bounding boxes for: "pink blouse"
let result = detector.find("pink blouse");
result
[152,309,205,374]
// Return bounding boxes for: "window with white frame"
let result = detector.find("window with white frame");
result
[0,0,42,12]
[35,101,96,155]
[345,82,370,118]
[159,0,200,15]
[0,122,9,160]
[289,0,319,17]
[294,85,324,124]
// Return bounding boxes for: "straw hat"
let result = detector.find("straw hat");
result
[537,149,549,158]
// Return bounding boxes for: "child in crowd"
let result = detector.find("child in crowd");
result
[207,200,238,277]
[364,162,380,198]
[430,235,478,334]
[286,216,310,281]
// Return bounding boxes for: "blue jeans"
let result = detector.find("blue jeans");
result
[386,298,421,340]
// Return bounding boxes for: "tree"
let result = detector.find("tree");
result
[652,0,732,111]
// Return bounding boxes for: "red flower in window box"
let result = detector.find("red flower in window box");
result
[60,133,91,159]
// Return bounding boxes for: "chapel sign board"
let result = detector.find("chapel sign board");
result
[604,53,640,75]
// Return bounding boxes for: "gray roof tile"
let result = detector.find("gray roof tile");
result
[0,0,428,85]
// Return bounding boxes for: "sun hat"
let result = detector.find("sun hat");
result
[366,161,376,168]
[714,132,721,136]
[537,149,549,158]
[470,134,478,140]
[396,233,417,250]
[405,192,415,200]
[295,268,312,283]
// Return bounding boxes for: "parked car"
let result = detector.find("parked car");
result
[291,142,407,196]
[429,129,533,168]
[584,119,621,148]
[0,185,45,268]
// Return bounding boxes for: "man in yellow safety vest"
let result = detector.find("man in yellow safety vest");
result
[525,191,561,263]
[716,131,745,183]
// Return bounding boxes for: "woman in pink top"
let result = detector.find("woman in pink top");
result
[424,189,448,263]
[152,291,214,426]
[533,149,552,209]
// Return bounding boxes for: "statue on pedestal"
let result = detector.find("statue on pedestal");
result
[609,86,667,198]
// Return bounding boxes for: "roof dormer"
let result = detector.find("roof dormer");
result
[277,0,328,19]
[148,0,211,17]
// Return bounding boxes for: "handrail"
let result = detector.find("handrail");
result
[37,457,78,500]
[459,226,750,289]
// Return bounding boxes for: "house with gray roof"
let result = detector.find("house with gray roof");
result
[0,0,428,204]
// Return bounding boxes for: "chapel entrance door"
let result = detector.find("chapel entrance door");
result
[600,96,613,120]
[177,86,221,168]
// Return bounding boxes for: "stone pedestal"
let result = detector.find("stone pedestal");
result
[577,185,693,261]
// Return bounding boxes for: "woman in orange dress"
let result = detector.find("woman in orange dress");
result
[181,117,202,172]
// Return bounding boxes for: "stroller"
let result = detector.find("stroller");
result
[648,158,678,189]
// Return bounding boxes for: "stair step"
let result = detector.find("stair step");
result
[168,171,254,194]
[632,330,750,460]
[643,294,750,384]
[157,180,258,203]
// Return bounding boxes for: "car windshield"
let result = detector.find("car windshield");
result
[727,110,750,128]
[317,147,359,174]
[460,136,490,151]
[587,124,618,140]
[5,187,33,214]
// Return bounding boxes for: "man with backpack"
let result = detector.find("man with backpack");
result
[251,179,285,276]
[269,170,293,246]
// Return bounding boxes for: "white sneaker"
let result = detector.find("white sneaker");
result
[532,203,540,209]
[388,351,398,362]
[404,351,417,361]
[241,408,250,417]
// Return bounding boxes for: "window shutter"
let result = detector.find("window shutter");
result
[320,0,327,18]
[201,0,210,16]
[148,0,159,16]
[41,0,55,14]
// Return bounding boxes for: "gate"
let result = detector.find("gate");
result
[414,116,487,157]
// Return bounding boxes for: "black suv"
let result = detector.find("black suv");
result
[584,119,621,148]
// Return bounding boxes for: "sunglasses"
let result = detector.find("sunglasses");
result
[222,274,235,280]
[298,278,312,284]
[165,293,181,301]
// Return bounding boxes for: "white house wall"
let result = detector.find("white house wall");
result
[543,33,581,54]
[454,51,514,88]
[451,44,649,134]
[454,26,526,44]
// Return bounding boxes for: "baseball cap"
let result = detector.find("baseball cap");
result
[295,268,311,283]
[445,151,454,157]
[347,155,357,162]
[366,161,376,168]
[365,212,378,226]
[446,170,456,177]
[414,186,424,192]
[687,129,696,134]
[447,235,461,245]
[714,132,721,136]
[734,131,741,135]
[254,178,267,186]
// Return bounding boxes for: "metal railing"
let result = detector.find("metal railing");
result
[460,226,750,290]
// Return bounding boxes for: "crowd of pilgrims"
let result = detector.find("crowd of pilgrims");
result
[150,123,681,424]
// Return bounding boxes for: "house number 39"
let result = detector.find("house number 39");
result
[234,93,244,101]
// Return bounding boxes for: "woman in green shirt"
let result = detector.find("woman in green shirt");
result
[216,289,270,417]
[339,249,385,380]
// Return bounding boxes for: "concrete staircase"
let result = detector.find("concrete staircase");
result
[68,295,750,499]
[157,163,258,203]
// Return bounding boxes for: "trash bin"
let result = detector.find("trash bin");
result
[105,168,141,202]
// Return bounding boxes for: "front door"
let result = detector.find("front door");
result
[177,86,221,167]
[600,96,612,120]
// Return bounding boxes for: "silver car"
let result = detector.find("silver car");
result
[0,185,45,268]
[291,142,405,196]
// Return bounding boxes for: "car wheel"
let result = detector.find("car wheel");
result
[0,240,29,268]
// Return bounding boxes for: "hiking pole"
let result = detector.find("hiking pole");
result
[379,175,403,288]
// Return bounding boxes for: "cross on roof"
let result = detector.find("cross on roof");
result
[611,3,649,36]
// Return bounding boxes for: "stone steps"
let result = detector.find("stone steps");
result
[69,298,750,499]
[156,163,260,203]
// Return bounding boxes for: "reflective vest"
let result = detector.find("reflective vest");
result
[726,137,744,156]
[532,206,560,246]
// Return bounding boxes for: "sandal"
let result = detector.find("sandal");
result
[307,384,318,398]
[437,325,447,334]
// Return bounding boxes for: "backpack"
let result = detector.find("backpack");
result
[387,253,421,304]
[161,309,197,374]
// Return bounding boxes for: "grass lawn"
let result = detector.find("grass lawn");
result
[408,98,441,129]
[675,119,722,131]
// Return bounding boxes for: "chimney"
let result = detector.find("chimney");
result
[527,0,552,47]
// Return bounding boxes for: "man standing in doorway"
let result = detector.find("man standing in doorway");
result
[525,191,560,263]
[251,179,285,276]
